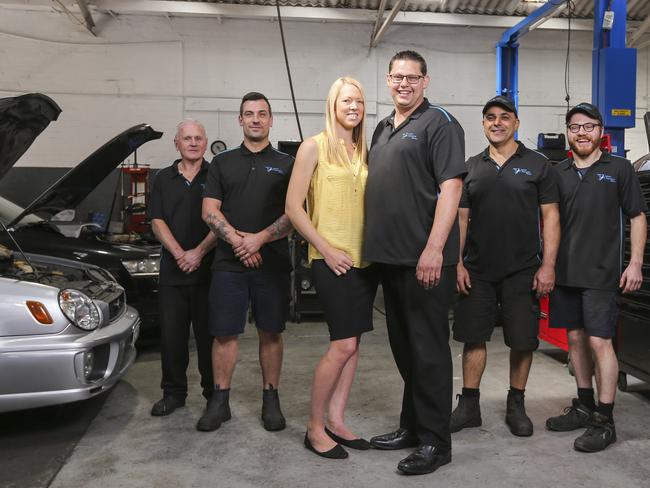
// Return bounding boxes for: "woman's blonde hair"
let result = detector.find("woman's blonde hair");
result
[324,77,367,166]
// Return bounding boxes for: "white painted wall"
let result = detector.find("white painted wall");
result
[0,8,648,168]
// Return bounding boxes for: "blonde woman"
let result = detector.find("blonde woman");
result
[286,77,377,459]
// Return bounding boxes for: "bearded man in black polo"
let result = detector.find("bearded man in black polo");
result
[546,103,647,452]
[451,96,560,437]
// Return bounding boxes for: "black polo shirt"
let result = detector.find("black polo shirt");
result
[204,143,293,272]
[148,159,214,286]
[460,142,559,281]
[554,152,647,290]
[364,99,466,266]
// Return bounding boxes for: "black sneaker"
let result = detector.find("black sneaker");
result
[546,399,592,432]
[574,412,616,453]
[450,394,482,433]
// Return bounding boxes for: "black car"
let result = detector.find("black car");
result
[0,93,163,338]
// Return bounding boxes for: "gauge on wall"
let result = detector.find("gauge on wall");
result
[211,140,227,155]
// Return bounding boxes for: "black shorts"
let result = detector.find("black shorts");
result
[453,267,540,351]
[311,260,378,341]
[549,286,620,338]
[207,270,289,337]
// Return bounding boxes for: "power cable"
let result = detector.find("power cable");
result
[275,0,303,141]
[564,0,575,112]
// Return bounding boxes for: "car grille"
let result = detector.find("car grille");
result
[108,291,126,322]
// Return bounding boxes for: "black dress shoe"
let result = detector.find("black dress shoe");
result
[304,433,349,459]
[325,427,372,450]
[150,396,186,417]
[397,445,452,475]
[370,428,419,450]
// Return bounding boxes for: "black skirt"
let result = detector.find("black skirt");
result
[311,259,378,341]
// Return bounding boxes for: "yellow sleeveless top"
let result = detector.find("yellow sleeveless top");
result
[307,132,368,268]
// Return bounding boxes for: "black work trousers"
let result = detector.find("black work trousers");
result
[158,283,213,399]
[378,264,455,451]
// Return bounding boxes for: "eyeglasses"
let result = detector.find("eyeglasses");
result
[567,123,601,133]
[388,74,424,85]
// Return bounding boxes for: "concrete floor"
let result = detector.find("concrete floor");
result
[47,308,650,488]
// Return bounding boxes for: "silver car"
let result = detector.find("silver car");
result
[0,93,139,413]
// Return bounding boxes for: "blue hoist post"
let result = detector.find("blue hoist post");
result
[495,0,568,111]
[496,0,636,157]
[593,0,636,157]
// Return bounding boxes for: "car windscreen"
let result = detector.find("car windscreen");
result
[0,195,43,227]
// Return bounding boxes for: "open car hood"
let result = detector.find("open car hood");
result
[9,123,163,227]
[0,93,62,182]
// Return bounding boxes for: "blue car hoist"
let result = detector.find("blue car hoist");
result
[496,0,636,157]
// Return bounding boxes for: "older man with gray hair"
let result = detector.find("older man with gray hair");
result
[149,119,217,417]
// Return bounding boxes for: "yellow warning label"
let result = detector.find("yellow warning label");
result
[611,109,632,116]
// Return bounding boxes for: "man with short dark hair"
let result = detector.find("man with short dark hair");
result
[546,103,647,452]
[451,96,560,437]
[198,92,293,433]
[364,50,466,475]
[149,119,216,417]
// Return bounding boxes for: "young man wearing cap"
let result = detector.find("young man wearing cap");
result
[451,96,560,437]
[545,103,647,452]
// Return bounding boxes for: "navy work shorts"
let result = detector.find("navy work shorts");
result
[549,286,619,338]
[453,267,540,351]
[207,269,290,337]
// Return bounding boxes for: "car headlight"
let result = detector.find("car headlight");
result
[121,258,159,276]
[58,289,102,330]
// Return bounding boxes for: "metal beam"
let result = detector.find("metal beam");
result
[371,0,388,39]
[52,0,96,36]
[498,0,567,46]
[629,14,650,47]
[371,0,406,47]
[76,0,95,32]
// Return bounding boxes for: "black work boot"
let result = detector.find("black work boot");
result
[196,387,231,432]
[573,412,616,453]
[546,398,593,432]
[261,384,286,431]
[450,394,482,433]
[505,392,533,437]
[150,395,185,417]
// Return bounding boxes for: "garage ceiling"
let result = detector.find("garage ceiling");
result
[181,0,649,21]
[1,0,649,47]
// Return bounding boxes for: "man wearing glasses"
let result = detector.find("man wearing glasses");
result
[364,50,466,475]
[451,96,560,437]
[546,103,647,452]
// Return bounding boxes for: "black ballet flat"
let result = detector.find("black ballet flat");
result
[304,432,349,459]
[325,427,372,450]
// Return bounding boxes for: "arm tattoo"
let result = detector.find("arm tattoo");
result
[267,214,293,240]
[206,212,231,243]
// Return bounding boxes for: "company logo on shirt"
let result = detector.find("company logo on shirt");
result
[596,173,617,183]
[265,166,285,175]
[512,167,533,176]
[401,132,418,141]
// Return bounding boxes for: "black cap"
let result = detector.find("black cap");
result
[565,102,603,124]
[482,96,518,117]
